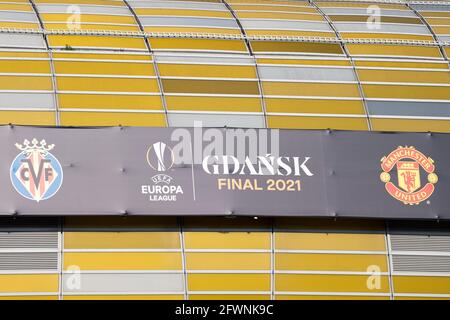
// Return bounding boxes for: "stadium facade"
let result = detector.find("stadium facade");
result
[0,0,449,300]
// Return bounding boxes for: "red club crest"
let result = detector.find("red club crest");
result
[380,146,438,205]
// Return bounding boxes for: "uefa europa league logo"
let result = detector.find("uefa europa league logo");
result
[146,142,174,172]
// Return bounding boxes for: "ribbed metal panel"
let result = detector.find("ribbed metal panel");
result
[390,234,450,252]
[0,252,58,270]
[0,232,58,249]
[392,255,450,273]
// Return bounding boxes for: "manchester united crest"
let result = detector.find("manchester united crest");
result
[380,146,438,205]
[10,139,63,202]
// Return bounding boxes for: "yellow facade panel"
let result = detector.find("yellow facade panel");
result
[251,41,343,54]
[162,79,259,95]
[246,30,335,37]
[421,12,450,18]
[362,84,450,100]
[145,26,242,35]
[395,296,450,300]
[346,44,442,58]
[135,8,231,18]
[0,111,55,125]
[275,232,386,251]
[0,275,58,293]
[0,295,58,300]
[47,35,147,50]
[357,69,450,84]
[64,295,184,300]
[433,26,450,34]
[149,38,248,52]
[0,60,51,73]
[58,94,162,110]
[394,276,450,294]
[158,64,256,78]
[426,15,450,22]
[424,17,450,25]
[52,52,151,61]
[44,23,140,32]
[190,294,271,300]
[64,232,180,249]
[276,274,390,293]
[276,294,389,300]
[276,253,388,272]
[0,22,40,29]
[186,253,271,270]
[59,111,167,127]
[340,33,434,42]
[371,118,450,133]
[54,61,155,76]
[63,252,182,270]
[184,232,271,250]
[34,0,124,5]
[57,77,159,93]
[231,4,317,14]
[330,16,422,24]
[40,13,136,24]
[0,51,48,58]
[316,2,406,9]
[0,75,52,90]
[263,82,360,98]
[267,115,368,130]
[258,58,351,66]
[354,60,448,70]
[229,0,308,5]
[188,274,270,291]
[0,3,32,10]
[166,96,262,112]
[237,11,323,21]
[265,98,365,115]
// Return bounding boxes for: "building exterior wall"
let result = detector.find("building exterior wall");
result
[0,0,448,131]
[0,0,449,299]
[0,217,449,300]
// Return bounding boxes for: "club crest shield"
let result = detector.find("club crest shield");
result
[10,139,63,202]
[380,146,438,205]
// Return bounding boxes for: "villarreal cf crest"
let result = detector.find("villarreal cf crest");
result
[10,139,63,202]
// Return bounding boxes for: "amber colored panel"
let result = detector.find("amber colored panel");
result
[188,274,270,291]
[276,274,390,293]
[64,295,184,300]
[394,276,450,294]
[0,111,55,125]
[162,79,260,95]
[329,15,422,24]
[371,118,450,133]
[276,295,389,300]
[59,111,167,127]
[190,295,271,300]
[267,115,368,130]
[265,98,365,115]
[150,38,248,52]
[251,41,343,54]
[346,44,442,58]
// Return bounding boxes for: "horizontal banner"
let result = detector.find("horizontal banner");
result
[0,125,449,219]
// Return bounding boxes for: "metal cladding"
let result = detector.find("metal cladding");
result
[0,125,449,219]
[0,0,448,131]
